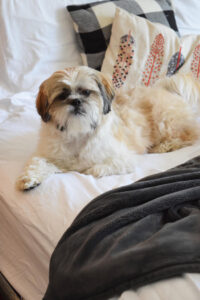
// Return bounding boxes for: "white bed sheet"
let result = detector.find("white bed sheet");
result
[173,0,200,36]
[0,93,200,300]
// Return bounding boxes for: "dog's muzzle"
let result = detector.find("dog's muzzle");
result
[69,98,85,115]
[70,98,81,108]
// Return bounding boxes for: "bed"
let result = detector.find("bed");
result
[0,0,200,299]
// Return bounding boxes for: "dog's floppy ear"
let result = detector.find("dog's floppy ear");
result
[96,73,115,114]
[36,83,51,122]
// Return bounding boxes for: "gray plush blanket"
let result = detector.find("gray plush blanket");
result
[44,156,200,300]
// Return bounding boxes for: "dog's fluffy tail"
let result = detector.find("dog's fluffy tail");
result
[157,73,200,115]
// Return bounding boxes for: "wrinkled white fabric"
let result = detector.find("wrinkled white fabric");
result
[0,0,83,94]
[173,0,200,36]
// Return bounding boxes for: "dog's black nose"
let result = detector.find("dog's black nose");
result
[71,99,81,107]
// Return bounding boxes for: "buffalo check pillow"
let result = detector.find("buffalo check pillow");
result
[101,7,200,90]
[67,0,179,70]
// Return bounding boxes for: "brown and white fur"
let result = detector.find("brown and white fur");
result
[16,66,200,190]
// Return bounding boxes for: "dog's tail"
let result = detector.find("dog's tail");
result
[156,73,200,115]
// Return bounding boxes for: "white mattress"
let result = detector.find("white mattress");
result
[0,93,200,300]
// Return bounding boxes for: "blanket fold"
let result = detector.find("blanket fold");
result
[44,156,200,300]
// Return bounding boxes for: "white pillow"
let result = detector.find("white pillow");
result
[102,7,200,90]
[173,0,200,36]
[0,0,83,94]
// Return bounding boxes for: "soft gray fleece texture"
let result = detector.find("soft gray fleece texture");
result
[44,156,200,300]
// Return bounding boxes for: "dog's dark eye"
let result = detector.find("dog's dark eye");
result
[56,88,70,101]
[81,89,91,97]
[58,92,67,100]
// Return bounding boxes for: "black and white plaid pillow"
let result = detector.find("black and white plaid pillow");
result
[67,0,179,70]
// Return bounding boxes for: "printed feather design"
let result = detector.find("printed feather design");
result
[112,32,135,89]
[191,44,200,79]
[166,47,185,76]
[142,34,164,86]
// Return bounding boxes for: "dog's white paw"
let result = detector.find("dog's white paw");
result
[84,160,136,177]
[16,174,41,191]
[85,164,114,177]
[16,156,61,191]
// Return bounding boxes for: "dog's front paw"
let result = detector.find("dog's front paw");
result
[16,156,61,191]
[85,164,114,177]
[16,174,41,191]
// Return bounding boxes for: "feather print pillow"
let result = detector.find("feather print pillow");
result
[102,8,200,90]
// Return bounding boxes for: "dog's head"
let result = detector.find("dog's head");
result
[36,66,115,136]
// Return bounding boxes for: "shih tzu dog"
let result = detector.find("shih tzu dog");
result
[16,66,200,190]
